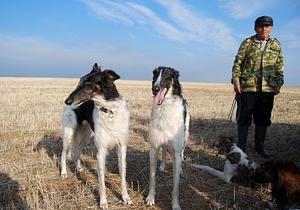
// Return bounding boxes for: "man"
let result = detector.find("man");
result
[231,16,284,158]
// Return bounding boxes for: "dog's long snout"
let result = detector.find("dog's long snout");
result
[65,97,73,106]
[152,85,160,94]
[153,86,159,91]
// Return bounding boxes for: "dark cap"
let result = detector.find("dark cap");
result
[255,16,273,27]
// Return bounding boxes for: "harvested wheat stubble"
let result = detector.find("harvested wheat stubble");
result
[0,77,299,209]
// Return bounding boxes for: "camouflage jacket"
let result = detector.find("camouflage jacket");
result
[231,35,284,92]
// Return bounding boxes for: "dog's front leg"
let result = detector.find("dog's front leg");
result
[96,149,108,209]
[191,164,231,183]
[159,145,167,171]
[61,151,68,178]
[146,147,158,206]
[172,152,182,210]
[117,145,132,205]
[61,127,74,178]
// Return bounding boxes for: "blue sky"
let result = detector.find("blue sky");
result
[0,0,299,85]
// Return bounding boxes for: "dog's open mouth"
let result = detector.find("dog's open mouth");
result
[69,98,91,108]
[154,88,167,105]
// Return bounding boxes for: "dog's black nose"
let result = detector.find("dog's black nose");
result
[152,86,159,91]
[152,86,160,94]
[65,98,73,106]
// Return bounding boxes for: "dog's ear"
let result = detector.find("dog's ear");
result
[102,70,120,86]
[153,68,160,79]
[171,69,182,96]
[171,69,180,84]
[173,69,180,79]
[226,152,241,164]
[91,63,101,74]
[217,136,233,155]
[105,70,120,81]
[101,70,120,100]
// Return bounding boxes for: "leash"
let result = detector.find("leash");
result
[227,94,238,122]
[227,39,252,122]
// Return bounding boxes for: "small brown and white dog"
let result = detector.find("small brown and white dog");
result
[191,137,256,185]
[61,63,132,209]
[250,160,300,209]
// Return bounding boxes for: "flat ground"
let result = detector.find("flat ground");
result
[0,77,299,209]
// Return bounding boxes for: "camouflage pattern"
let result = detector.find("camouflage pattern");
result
[232,35,284,92]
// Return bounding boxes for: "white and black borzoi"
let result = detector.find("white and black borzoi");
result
[146,66,190,210]
[191,137,256,185]
[61,63,132,209]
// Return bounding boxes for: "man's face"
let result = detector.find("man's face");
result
[255,25,272,40]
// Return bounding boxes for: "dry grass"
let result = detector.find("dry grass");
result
[0,77,299,210]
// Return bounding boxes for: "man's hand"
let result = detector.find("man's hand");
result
[234,83,242,93]
[274,87,280,95]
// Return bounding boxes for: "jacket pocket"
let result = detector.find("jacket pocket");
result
[265,71,277,88]
[240,74,256,88]
[268,47,280,61]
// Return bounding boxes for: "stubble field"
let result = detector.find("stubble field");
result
[0,77,299,210]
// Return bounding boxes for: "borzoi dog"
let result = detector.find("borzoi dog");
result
[61,63,132,209]
[192,137,256,184]
[146,66,190,210]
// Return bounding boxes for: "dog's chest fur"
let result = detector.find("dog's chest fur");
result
[152,96,184,125]
[93,96,129,148]
[150,96,185,147]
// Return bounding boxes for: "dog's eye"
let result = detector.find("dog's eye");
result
[164,72,173,80]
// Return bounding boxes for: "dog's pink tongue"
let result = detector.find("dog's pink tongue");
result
[154,88,167,105]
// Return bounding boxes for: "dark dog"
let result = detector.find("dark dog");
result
[251,160,300,209]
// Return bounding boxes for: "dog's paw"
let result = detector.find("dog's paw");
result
[100,200,108,210]
[159,163,166,172]
[172,203,181,210]
[180,167,185,177]
[75,167,83,173]
[60,172,68,179]
[146,194,155,206]
[122,194,133,205]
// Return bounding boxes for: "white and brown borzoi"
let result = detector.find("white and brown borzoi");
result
[192,137,256,185]
[146,66,190,210]
[61,63,132,209]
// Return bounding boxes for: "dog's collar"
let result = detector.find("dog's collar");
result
[100,107,113,114]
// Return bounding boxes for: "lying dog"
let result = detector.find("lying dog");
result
[146,66,190,210]
[61,63,132,209]
[250,160,300,209]
[191,137,256,184]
